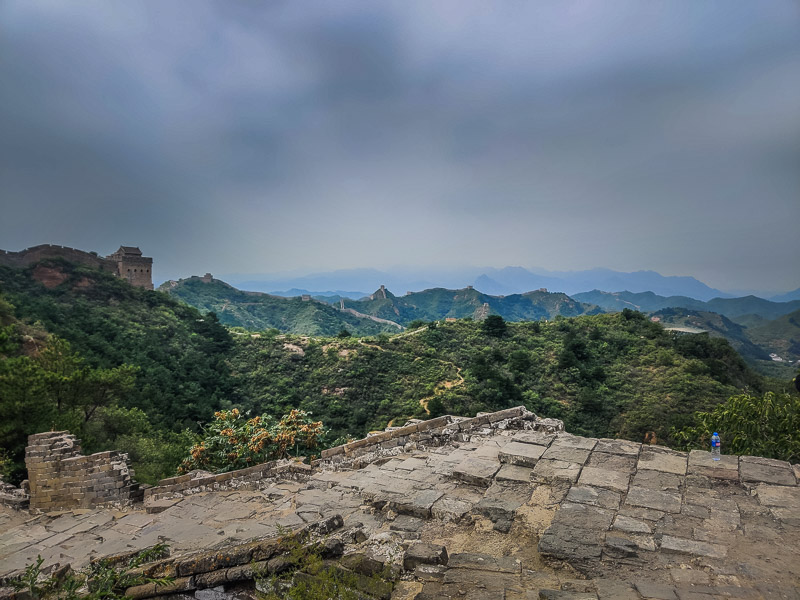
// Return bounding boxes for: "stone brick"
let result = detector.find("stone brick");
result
[498,441,546,467]
[739,455,796,486]
[578,466,630,492]
[625,486,682,514]
[452,457,500,487]
[638,449,688,476]
[533,459,582,483]
[660,535,727,558]
[403,543,448,570]
[687,450,738,480]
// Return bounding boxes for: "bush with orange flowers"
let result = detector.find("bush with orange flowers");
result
[178,408,324,474]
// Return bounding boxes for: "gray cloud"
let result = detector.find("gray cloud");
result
[1,1,798,292]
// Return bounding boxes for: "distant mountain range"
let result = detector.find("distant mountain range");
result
[337,285,601,324]
[222,266,760,302]
[159,277,604,333]
[770,287,800,303]
[572,290,800,321]
[159,277,401,337]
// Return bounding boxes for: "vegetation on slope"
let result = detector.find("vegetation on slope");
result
[650,307,770,362]
[160,277,401,336]
[574,289,800,320]
[0,260,233,482]
[744,308,800,364]
[1,259,790,487]
[338,286,601,324]
[229,310,766,447]
[675,391,800,462]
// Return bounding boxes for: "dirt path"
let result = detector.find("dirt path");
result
[419,364,464,415]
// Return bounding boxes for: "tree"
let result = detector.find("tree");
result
[673,391,800,463]
[337,329,351,338]
[482,315,507,337]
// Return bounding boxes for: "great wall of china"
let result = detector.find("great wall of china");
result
[0,245,153,290]
[1,407,799,599]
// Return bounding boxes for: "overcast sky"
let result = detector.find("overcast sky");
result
[1,1,799,292]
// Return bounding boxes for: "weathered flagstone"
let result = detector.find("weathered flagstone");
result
[634,581,678,600]
[625,486,682,514]
[755,483,800,509]
[585,452,637,472]
[431,496,473,521]
[660,535,727,559]
[593,439,641,456]
[451,457,501,487]
[632,469,682,492]
[739,455,796,486]
[498,441,547,467]
[495,464,533,484]
[542,438,595,464]
[613,515,652,534]
[566,486,621,510]
[552,434,598,451]
[533,459,582,483]
[687,450,739,480]
[447,552,521,573]
[578,466,630,492]
[638,449,688,476]
[510,431,556,447]
[3,408,800,600]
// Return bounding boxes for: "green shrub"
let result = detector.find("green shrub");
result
[673,391,800,462]
[179,408,324,473]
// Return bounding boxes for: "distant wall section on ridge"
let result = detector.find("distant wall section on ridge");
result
[0,244,154,290]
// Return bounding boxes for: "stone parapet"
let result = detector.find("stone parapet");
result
[316,406,564,469]
[145,459,312,502]
[24,432,142,512]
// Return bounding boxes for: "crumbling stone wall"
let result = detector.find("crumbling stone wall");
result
[0,244,154,290]
[145,459,312,502]
[315,406,564,469]
[25,432,142,511]
[0,245,115,273]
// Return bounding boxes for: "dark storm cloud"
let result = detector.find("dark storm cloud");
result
[1,1,798,291]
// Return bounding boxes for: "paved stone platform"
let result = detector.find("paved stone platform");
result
[1,415,799,599]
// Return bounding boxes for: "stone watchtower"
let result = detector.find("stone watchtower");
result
[107,246,153,290]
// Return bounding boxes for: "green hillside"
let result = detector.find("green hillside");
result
[650,307,770,363]
[160,277,402,336]
[340,286,601,325]
[231,311,765,447]
[574,289,800,320]
[0,258,783,488]
[745,308,800,364]
[0,259,235,482]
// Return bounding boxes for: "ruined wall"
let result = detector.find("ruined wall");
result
[25,432,142,511]
[0,245,115,273]
[316,406,563,468]
[144,459,312,502]
[0,244,154,290]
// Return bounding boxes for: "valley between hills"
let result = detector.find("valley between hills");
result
[1,256,798,487]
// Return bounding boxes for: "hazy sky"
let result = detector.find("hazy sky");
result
[1,1,799,292]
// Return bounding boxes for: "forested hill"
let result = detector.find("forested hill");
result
[0,257,779,488]
[649,307,771,363]
[335,286,602,324]
[159,276,402,336]
[231,311,765,449]
[574,289,800,321]
[0,259,237,482]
